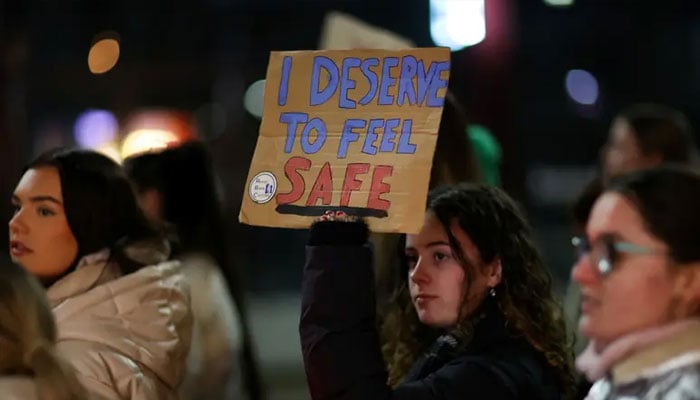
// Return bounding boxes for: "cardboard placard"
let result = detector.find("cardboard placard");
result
[239,48,450,233]
[319,11,415,50]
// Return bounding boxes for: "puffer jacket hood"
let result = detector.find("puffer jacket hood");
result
[48,240,192,399]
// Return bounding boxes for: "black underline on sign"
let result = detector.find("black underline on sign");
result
[275,204,388,218]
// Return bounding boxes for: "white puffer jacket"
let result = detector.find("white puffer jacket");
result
[47,242,192,400]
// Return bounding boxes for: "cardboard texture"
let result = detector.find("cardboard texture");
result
[239,48,450,233]
[319,11,415,50]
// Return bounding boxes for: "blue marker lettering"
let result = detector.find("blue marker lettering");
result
[358,58,379,105]
[397,56,417,106]
[301,117,327,154]
[339,57,361,109]
[279,112,309,153]
[338,119,366,158]
[310,56,339,106]
[397,119,417,154]
[278,56,292,106]
[380,118,400,152]
[362,119,384,155]
[378,57,399,105]
[426,61,450,107]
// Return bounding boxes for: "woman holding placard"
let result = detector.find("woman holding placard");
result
[299,183,574,399]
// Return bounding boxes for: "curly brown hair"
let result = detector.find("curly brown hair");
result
[381,183,575,397]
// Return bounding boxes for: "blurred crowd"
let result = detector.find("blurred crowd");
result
[2,3,700,400]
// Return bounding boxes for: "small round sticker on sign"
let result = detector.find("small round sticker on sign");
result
[249,172,277,204]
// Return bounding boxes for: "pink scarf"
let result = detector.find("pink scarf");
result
[576,319,700,381]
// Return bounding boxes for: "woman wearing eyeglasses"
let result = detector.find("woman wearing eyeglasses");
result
[571,166,700,399]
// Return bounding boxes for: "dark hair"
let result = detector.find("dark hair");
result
[574,105,696,238]
[571,177,604,234]
[607,166,700,264]
[382,183,574,395]
[123,142,225,262]
[375,92,482,324]
[25,148,160,275]
[616,103,697,164]
[123,141,264,400]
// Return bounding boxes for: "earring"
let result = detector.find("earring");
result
[489,287,496,297]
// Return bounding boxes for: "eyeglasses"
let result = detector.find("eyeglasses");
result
[571,234,664,277]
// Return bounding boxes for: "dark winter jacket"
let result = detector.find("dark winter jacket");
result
[300,220,561,400]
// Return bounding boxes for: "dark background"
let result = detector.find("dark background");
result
[4,1,700,397]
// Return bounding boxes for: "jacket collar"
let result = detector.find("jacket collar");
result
[612,320,700,385]
[47,249,120,306]
[47,239,171,306]
[405,297,516,381]
[47,251,189,389]
[577,318,700,384]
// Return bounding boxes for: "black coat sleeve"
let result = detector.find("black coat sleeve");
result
[300,221,519,400]
[300,220,391,400]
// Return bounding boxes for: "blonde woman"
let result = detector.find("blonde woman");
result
[0,259,87,400]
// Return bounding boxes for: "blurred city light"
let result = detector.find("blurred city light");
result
[96,141,122,163]
[544,0,574,7]
[88,36,120,74]
[124,109,195,142]
[120,129,178,159]
[243,79,266,119]
[73,109,118,149]
[430,0,486,50]
[565,69,599,105]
